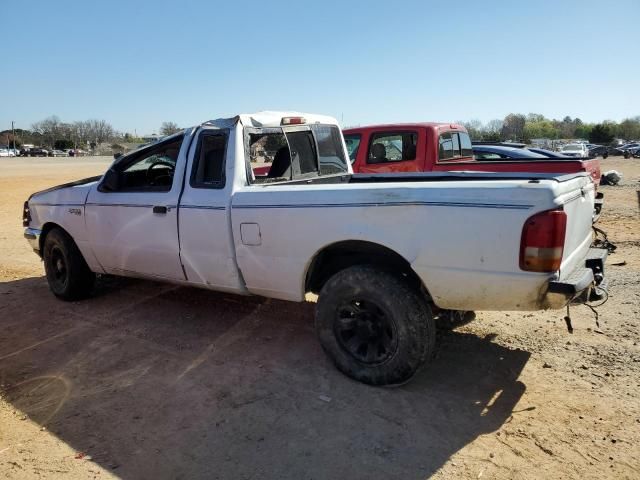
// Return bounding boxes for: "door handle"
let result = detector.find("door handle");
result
[153,206,167,214]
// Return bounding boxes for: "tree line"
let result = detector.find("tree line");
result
[0,116,182,150]
[3,114,638,150]
[461,114,640,144]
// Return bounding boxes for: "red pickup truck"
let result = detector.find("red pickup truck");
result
[343,123,601,180]
[342,123,603,217]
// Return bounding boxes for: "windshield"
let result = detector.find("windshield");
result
[344,134,361,164]
[562,144,583,151]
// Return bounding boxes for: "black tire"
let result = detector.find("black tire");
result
[43,228,95,301]
[315,265,436,385]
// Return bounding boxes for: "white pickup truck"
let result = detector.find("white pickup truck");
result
[23,111,607,385]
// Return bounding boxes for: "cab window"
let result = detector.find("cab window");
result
[367,131,417,164]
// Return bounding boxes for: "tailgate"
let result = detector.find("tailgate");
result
[557,175,595,278]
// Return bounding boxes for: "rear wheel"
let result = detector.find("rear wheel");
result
[315,265,435,385]
[43,228,95,301]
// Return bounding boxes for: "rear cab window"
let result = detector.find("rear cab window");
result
[247,124,349,184]
[438,130,473,162]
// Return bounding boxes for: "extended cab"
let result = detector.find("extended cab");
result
[343,123,604,219]
[23,112,607,385]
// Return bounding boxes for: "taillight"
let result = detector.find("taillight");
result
[520,209,567,272]
[23,201,32,227]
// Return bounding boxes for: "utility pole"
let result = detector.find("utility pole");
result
[11,121,16,152]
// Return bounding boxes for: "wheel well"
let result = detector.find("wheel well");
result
[39,222,65,253]
[305,240,427,295]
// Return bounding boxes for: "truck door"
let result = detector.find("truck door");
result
[177,127,246,293]
[85,132,191,280]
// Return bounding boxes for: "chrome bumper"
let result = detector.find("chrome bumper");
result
[24,227,42,253]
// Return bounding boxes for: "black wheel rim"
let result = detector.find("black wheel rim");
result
[334,299,397,365]
[47,246,68,289]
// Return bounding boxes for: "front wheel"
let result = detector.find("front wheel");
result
[43,228,95,301]
[315,265,436,385]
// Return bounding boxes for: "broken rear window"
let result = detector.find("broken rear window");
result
[248,125,348,184]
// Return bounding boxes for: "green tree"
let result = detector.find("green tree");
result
[616,118,640,141]
[501,114,526,141]
[588,124,614,144]
[54,139,74,150]
[524,120,559,140]
[460,119,483,140]
[574,124,592,140]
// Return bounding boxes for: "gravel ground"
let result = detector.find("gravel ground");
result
[0,156,638,479]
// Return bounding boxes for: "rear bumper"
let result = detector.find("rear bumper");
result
[24,227,42,253]
[545,247,607,308]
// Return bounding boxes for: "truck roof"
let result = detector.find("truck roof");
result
[343,122,466,132]
[204,111,340,129]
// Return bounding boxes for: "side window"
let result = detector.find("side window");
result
[344,134,361,164]
[117,134,184,191]
[367,131,417,164]
[190,131,227,188]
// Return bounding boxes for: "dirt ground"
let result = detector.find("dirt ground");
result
[0,156,638,479]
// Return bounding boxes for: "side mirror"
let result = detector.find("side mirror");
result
[99,168,120,192]
[114,152,123,160]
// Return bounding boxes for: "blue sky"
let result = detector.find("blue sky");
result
[2,0,638,134]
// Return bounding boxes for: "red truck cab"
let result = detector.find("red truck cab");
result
[344,123,477,174]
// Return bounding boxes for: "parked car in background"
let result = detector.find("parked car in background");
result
[526,147,572,158]
[0,148,10,157]
[472,145,549,159]
[560,143,590,158]
[28,148,49,157]
[48,149,67,157]
[619,142,640,151]
[587,145,609,158]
